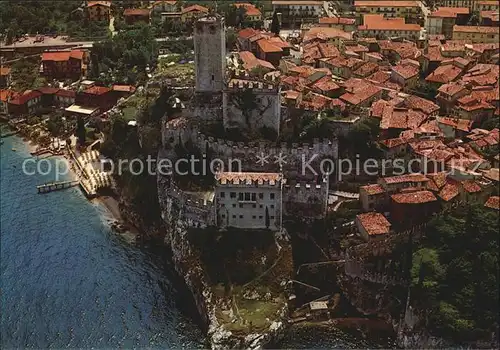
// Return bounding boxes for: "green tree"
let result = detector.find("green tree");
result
[270,11,280,35]
[76,116,86,146]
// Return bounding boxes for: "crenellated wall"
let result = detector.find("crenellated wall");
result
[163,117,338,172]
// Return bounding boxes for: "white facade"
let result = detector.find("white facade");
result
[215,172,283,230]
[194,15,226,93]
[426,16,443,35]
[272,1,324,17]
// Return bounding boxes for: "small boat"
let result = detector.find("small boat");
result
[12,148,16,151]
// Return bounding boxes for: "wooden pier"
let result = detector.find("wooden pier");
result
[37,180,80,194]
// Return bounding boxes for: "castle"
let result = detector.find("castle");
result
[159,14,339,230]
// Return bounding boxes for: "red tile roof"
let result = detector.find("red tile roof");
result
[392,64,419,80]
[360,184,386,195]
[234,3,261,16]
[310,75,340,92]
[430,7,469,18]
[359,14,421,32]
[453,25,500,34]
[257,38,283,53]
[355,1,419,7]
[8,90,42,105]
[55,89,76,98]
[319,16,356,25]
[425,64,463,84]
[42,50,84,62]
[438,180,460,201]
[391,190,437,204]
[461,180,482,193]
[339,81,381,105]
[485,196,500,210]
[238,28,260,39]
[403,95,440,115]
[356,212,391,236]
[181,4,208,14]
[437,82,467,96]
[437,117,473,132]
[0,89,19,102]
[123,8,151,16]
[0,67,11,76]
[304,27,352,42]
[382,173,429,185]
[87,1,111,8]
[379,137,407,149]
[37,87,60,94]
[84,86,111,95]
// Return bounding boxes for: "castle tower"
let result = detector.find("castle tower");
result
[194,14,226,93]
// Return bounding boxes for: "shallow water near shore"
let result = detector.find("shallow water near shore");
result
[1,134,389,348]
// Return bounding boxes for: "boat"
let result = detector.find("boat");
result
[12,148,16,151]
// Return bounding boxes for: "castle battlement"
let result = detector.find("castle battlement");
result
[226,79,279,93]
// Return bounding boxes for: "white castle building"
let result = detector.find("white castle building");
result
[215,172,284,231]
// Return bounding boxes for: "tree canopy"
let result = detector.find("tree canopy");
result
[411,203,499,343]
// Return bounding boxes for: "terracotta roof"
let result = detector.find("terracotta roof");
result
[392,64,419,80]
[319,17,355,25]
[382,173,429,185]
[216,172,282,185]
[462,64,499,86]
[239,51,275,71]
[461,180,482,193]
[380,106,428,130]
[356,212,391,236]
[355,1,419,7]
[403,95,439,115]
[42,50,84,62]
[0,89,19,102]
[181,4,208,14]
[484,196,500,210]
[37,87,59,94]
[438,180,460,201]
[379,40,421,60]
[480,10,499,22]
[360,184,386,195]
[368,71,391,84]
[304,27,353,42]
[427,172,448,190]
[437,82,467,96]
[234,3,261,16]
[310,75,339,92]
[482,168,499,182]
[437,117,473,132]
[238,28,260,39]
[380,137,407,149]
[354,62,379,77]
[359,14,421,32]
[425,64,463,84]
[339,81,381,105]
[453,25,499,34]
[87,1,111,8]
[123,8,151,16]
[272,1,323,5]
[112,85,136,93]
[55,89,76,98]
[430,7,469,18]
[283,90,300,100]
[0,67,11,76]
[84,86,111,95]
[257,38,282,53]
[8,90,42,105]
[391,190,437,204]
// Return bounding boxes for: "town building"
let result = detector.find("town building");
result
[7,90,42,116]
[480,10,499,26]
[256,37,291,66]
[476,0,499,12]
[194,15,226,93]
[317,17,357,32]
[452,25,500,43]
[86,1,111,22]
[435,0,475,10]
[181,4,209,22]
[41,50,87,80]
[426,7,470,38]
[271,1,324,25]
[355,212,391,241]
[215,172,284,231]
[390,190,439,226]
[436,82,469,113]
[123,8,151,25]
[150,0,178,15]
[357,14,422,41]
[390,62,420,90]
[355,1,424,24]
[0,67,11,88]
[0,89,19,115]
[234,3,262,22]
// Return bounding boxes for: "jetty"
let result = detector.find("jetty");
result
[37,180,80,194]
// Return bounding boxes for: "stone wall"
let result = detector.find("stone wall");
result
[163,118,338,173]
